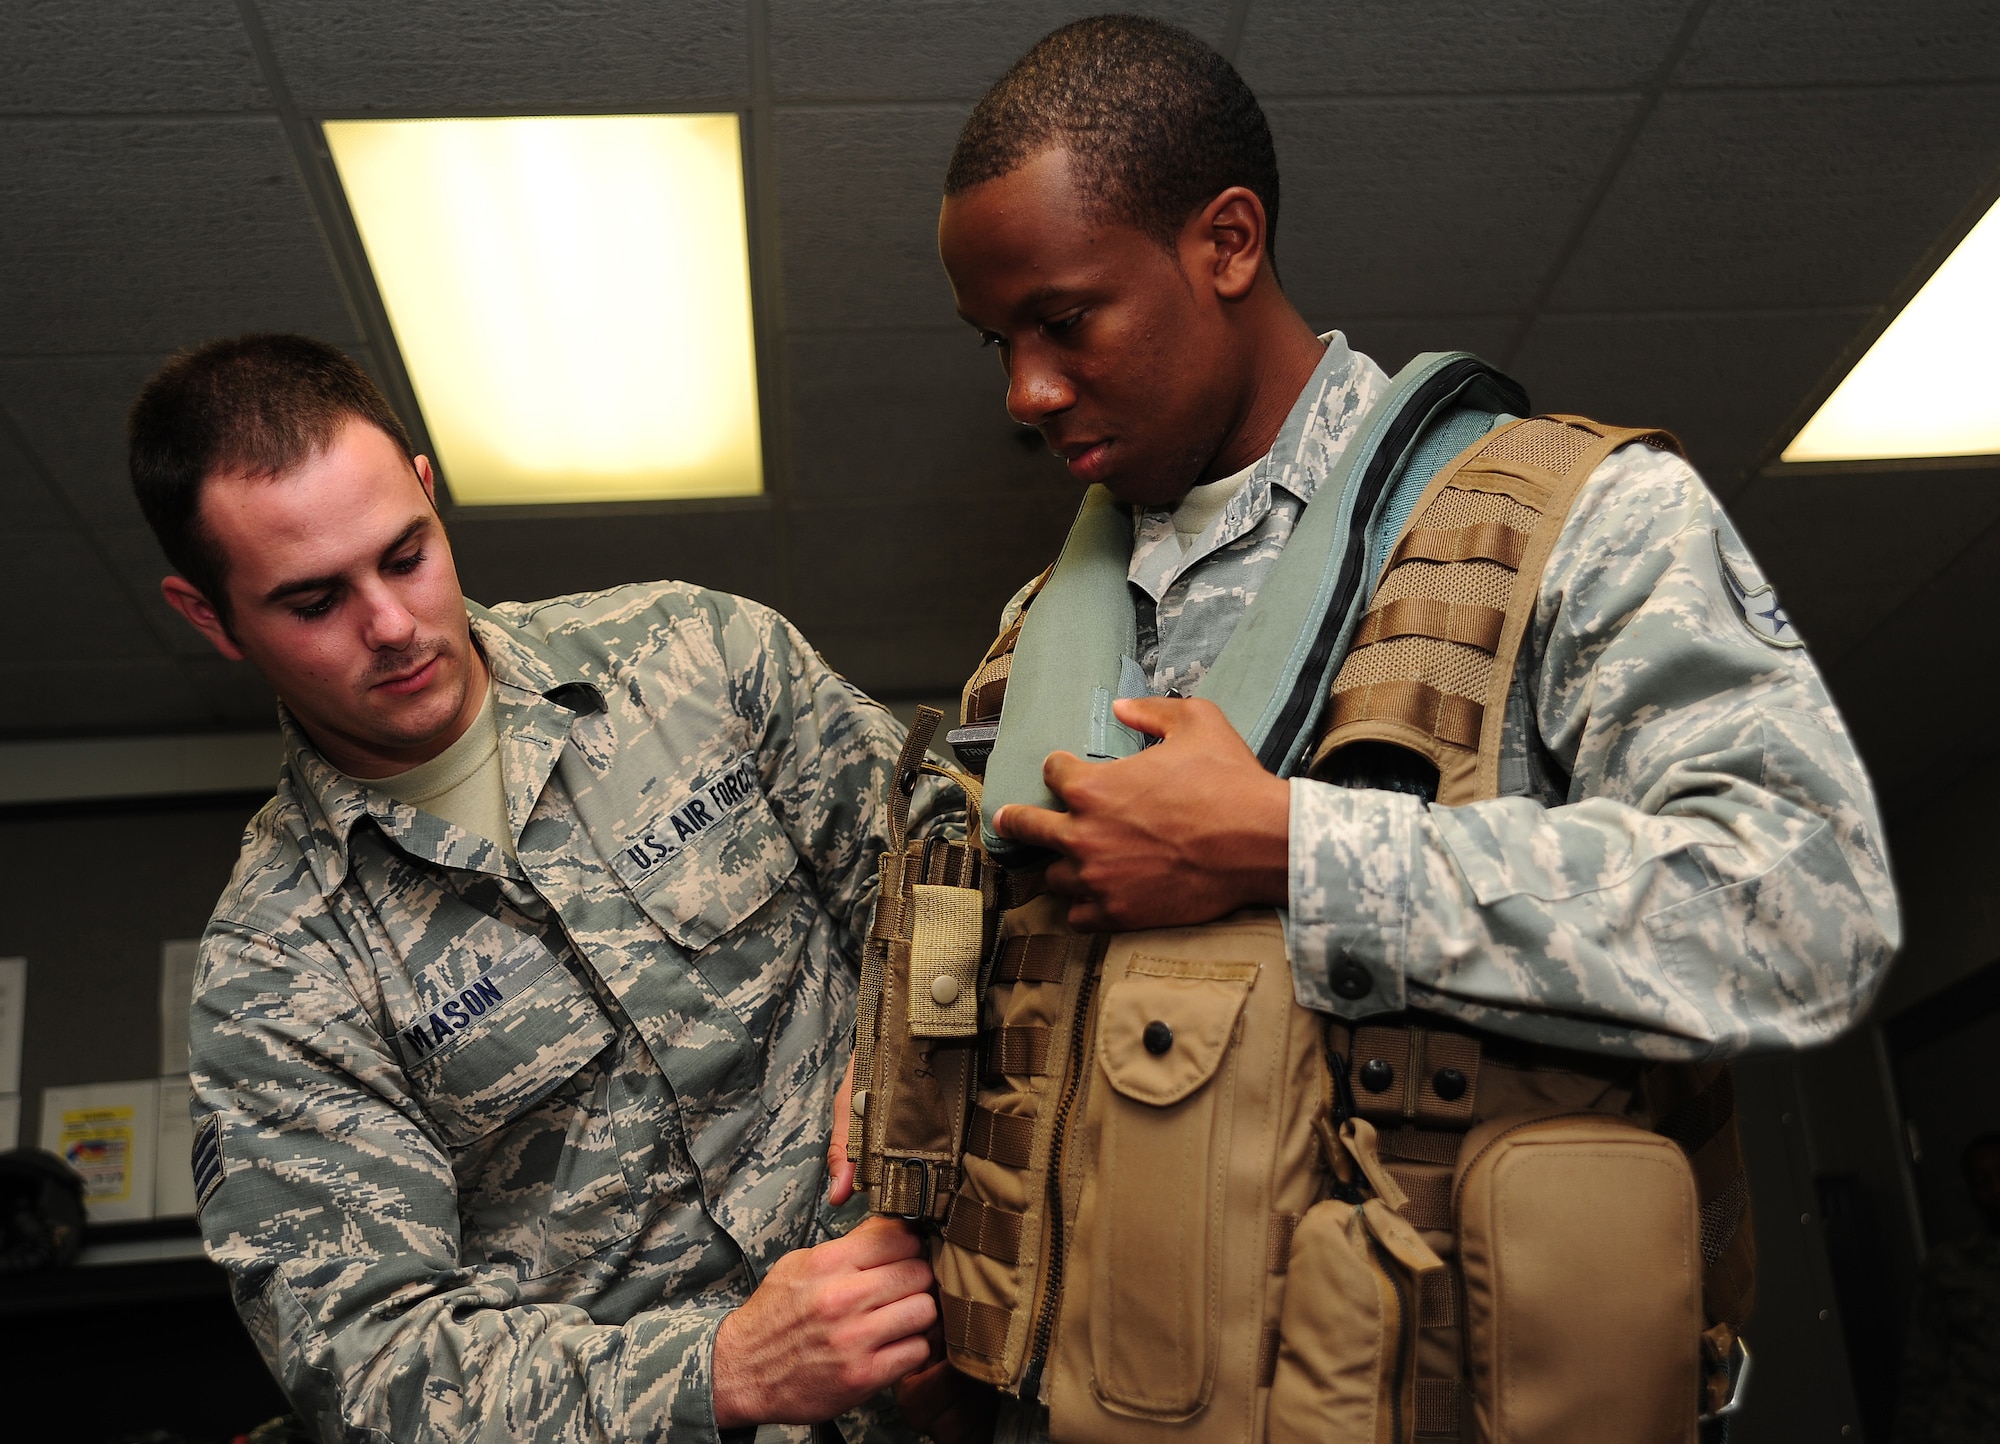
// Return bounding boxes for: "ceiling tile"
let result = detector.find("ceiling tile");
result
[1267,96,1639,317]
[258,0,747,111]
[774,104,963,330]
[96,527,220,659]
[0,1,267,113]
[447,505,790,619]
[1677,0,2000,86]
[0,354,172,529]
[1239,0,1686,95]
[1822,514,2000,809]
[0,660,203,739]
[785,329,1075,501]
[1329,316,1522,376]
[767,1,1231,102]
[1728,462,2000,668]
[786,493,1076,694]
[1507,308,1875,492]
[0,414,68,529]
[0,529,169,664]
[0,119,356,353]
[1549,84,2000,312]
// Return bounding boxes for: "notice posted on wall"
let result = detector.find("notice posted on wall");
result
[159,940,200,1079]
[40,1080,159,1223]
[0,1093,17,1151]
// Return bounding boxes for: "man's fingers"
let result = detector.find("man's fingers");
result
[828,1053,857,1206]
[991,801,1074,853]
[844,1214,925,1257]
[827,1156,856,1207]
[867,1331,939,1394]
[850,1257,937,1314]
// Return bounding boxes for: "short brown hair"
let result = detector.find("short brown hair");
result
[945,15,1281,262]
[127,334,416,623]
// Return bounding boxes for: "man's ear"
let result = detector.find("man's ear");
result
[415,455,436,506]
[1186,185,1269,303]
[160,575,245,662]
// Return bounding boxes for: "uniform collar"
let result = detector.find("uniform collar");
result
[283,601,605,894]
[1129,333,1389,601]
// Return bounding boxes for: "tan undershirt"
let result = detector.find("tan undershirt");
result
[363,681,514,858]
[1169,460,1256,554]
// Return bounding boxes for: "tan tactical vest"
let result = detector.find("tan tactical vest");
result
[850,416,1754,1444]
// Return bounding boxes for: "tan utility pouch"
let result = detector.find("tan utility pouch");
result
[1454,1114,1703,1444]
[1268,1193,1441,1444]
[849,709,989,1222]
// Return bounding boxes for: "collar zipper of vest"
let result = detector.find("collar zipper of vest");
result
[1025,938,1106,1392]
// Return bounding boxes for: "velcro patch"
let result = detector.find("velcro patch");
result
[191,1116,223,1213]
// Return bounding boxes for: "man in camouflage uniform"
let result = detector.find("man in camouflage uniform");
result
[131,335,939,1444]
[1895,1133,2000,1442]
[883,17,1900,1435]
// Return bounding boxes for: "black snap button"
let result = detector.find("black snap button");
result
[1331,959,1373,1000]
[1359,1058,1394,1093]
[1432,1066,1468,1102]
[1143,1020,1174,1056]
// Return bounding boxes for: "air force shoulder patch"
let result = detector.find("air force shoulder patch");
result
[1714,529,1804,649]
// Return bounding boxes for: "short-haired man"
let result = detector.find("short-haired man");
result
[134,334,938,1443]
[873,16,1898,1441]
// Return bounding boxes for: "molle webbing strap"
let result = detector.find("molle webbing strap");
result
[983,1026,1052,1078]
[990,934,1081,984]
[966,1106,1035,1170]
[1310,414,1683,805]
[1646,1062,1756,1332]
[942,1291,1013,1359]
[944,1194,1027,1265]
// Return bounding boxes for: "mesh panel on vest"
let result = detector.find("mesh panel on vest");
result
[1335,634,1495,703]
[1479,417,1598,472]
[1417,486,1543,533]
[1373,557,1518,610]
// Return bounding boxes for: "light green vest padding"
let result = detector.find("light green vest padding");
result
[979,350,1528,865]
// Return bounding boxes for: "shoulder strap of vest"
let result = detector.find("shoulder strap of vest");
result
[977,349,1528,863]
[1308,413,1684,803]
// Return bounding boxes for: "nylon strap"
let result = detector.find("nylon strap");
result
[965,1106,1035,1170]
[991,934,1079,985]
[983,1026,1052,1078]
[1329,682,1483,751]
[1391,520,1528,569]
[1351,597,1505,653]
[943,1194,1027,1265]
[942,1291,1013,1360]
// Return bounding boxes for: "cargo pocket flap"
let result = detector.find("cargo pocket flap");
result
[1097,960,1256,1107]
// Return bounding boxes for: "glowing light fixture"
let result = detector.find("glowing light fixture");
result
[1784,196,2000,462]
[324,114,763,505]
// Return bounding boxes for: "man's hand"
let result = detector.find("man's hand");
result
[992,696,1290,932]
[828,1052,858,1206]
[712,1217,937,1428]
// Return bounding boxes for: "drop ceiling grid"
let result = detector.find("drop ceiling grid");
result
[0,1,1990,788]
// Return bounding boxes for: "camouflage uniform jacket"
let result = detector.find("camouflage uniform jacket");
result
[189,583,917,1444]
[1018,332,1898,1060]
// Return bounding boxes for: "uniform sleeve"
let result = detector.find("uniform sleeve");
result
[191,924,743,1444]
[1284,441,1900,1058]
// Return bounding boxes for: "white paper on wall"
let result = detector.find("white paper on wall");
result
[154,1075,197,1217]
[0,1094,18,1151]
[159,940,201,1078]
[40,1079,159,1223]
[0,957,25,1096]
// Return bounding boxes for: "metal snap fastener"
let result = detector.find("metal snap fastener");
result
[1143,1020,1174,1055]
[930,974,961,1007]
[1432,1066,1468,1101]
[1331,959,1373,1000]
[1359,1058,1394,1093]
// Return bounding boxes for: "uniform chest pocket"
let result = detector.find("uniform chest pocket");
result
[404,940,617,1150]
[617,754,801,953]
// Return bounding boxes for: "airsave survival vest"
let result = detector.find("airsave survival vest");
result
[848,354,1754,1444]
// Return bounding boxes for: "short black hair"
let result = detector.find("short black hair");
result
[127,334,416,625]
[945,14,1281,261]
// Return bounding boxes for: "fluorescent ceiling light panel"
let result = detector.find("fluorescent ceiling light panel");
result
[324,114,763,505]
[1784,196,2000,462]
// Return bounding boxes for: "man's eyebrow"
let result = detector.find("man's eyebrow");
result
[261,516,432,605]
[959,284,1078,330]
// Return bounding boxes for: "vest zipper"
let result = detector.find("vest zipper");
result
[1370,1236,1410,1444]
[1025,939,1104,1393]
